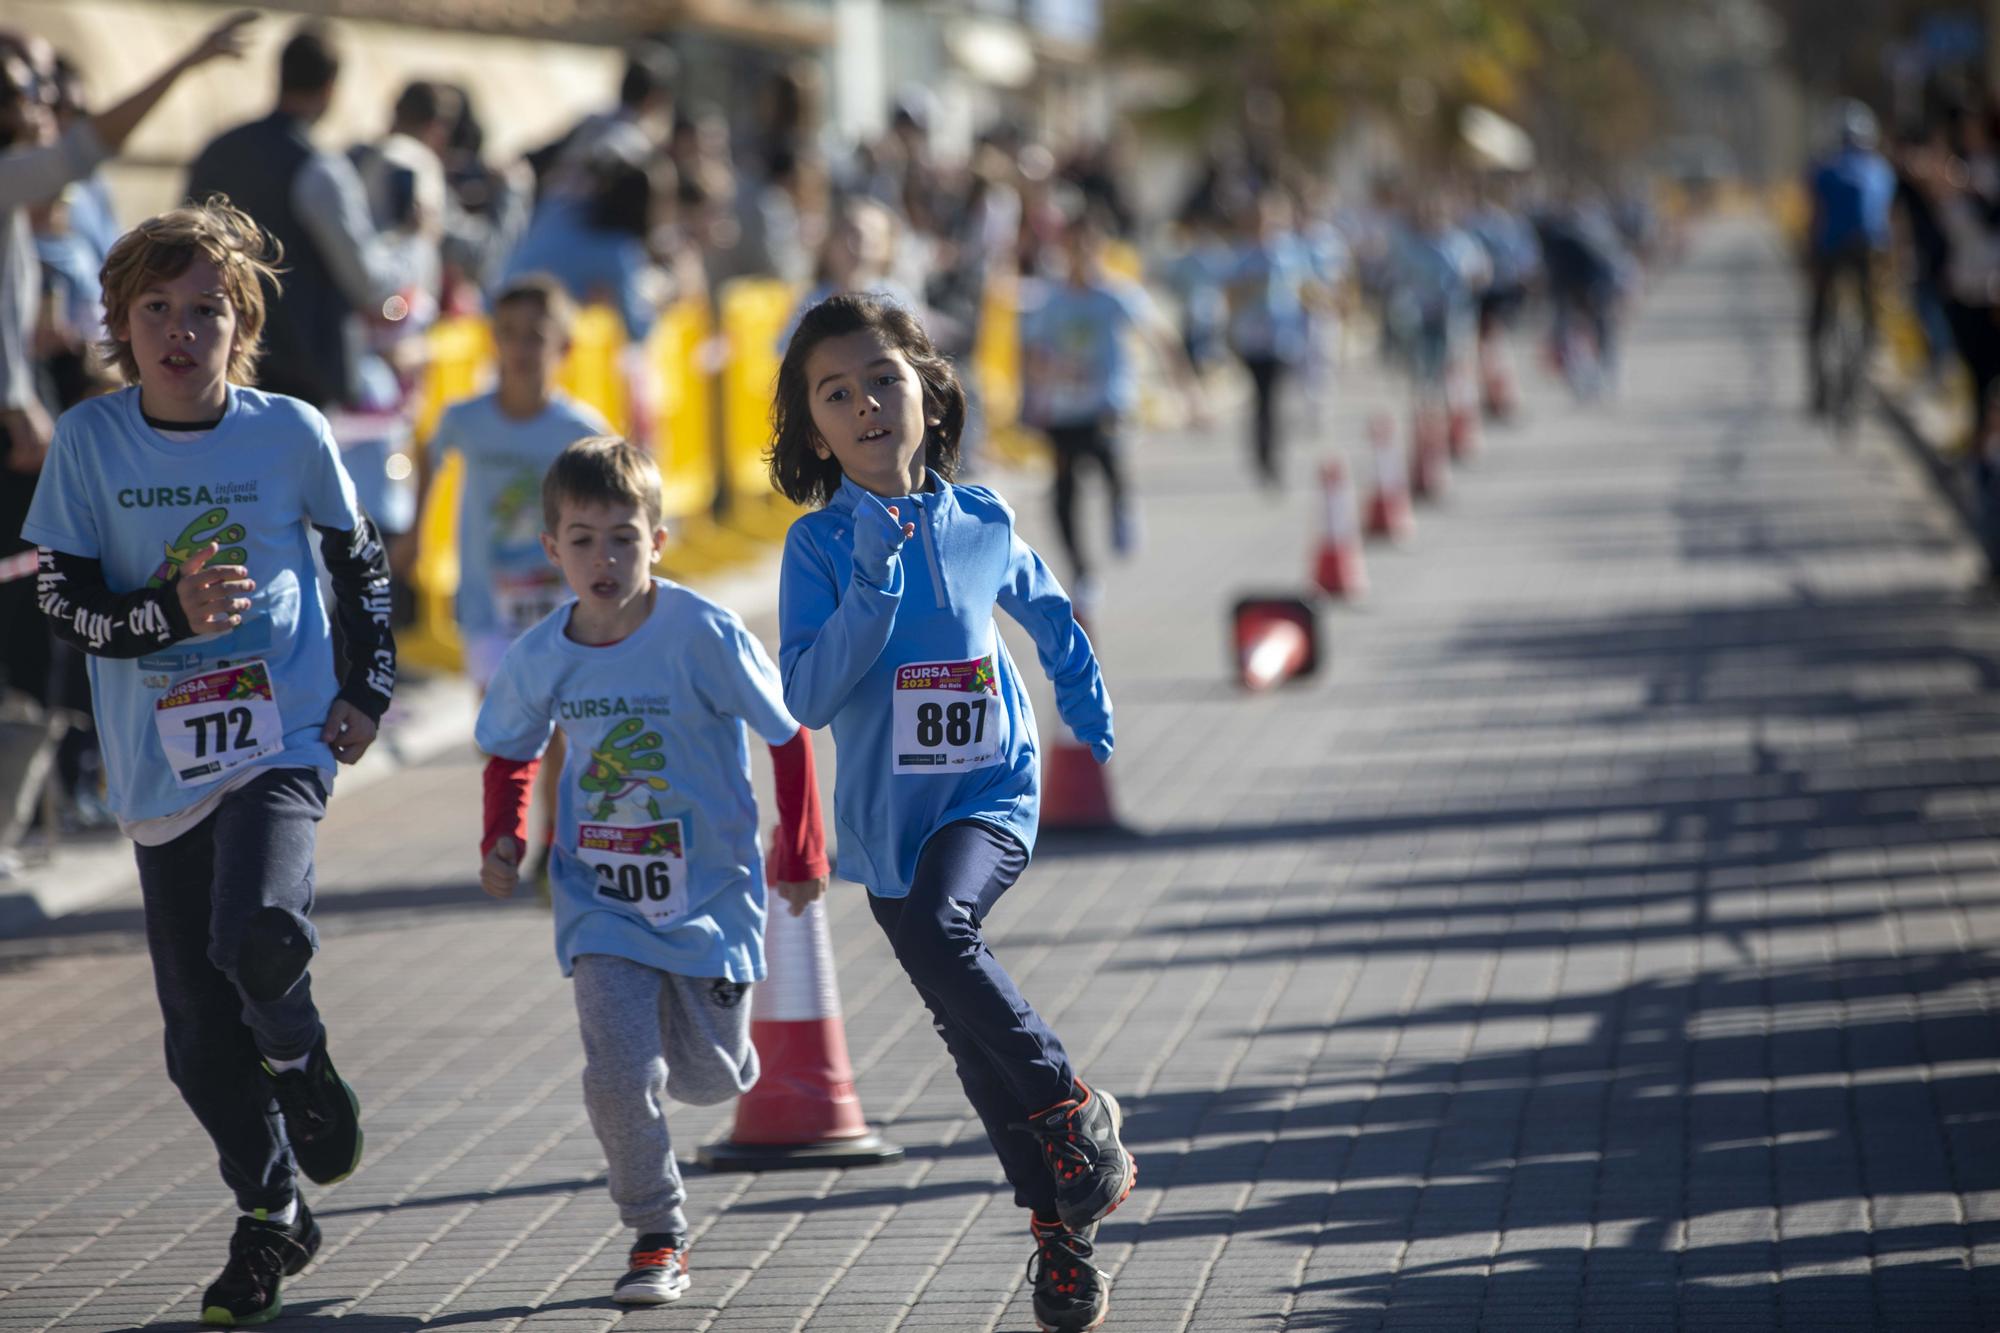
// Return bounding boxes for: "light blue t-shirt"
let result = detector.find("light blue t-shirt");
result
[1018,277,1150,428]
[429,391,610,639]
[21,386,365,822]
[1227,233,1317,363]
[498,195,654,340]
[475,579,802,981]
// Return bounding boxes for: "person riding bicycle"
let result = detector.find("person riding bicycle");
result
[1805,99,1896,415]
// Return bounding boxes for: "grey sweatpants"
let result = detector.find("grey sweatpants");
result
[572,953,759,1236]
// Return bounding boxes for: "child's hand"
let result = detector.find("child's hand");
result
[481,836,520,899]
[175,543,255,632]
[321,700,377,764]
[774,875,829,917]
[850,497,915,586]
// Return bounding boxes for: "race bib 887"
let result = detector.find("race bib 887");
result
[893,655,1004,775]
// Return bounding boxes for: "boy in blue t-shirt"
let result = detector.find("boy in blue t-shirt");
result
[474,437,829,1305]
[424,274,611,689]
[425,274,609,881]
[23,200,395,1325]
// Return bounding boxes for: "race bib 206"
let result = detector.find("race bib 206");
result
[578,818,689,929]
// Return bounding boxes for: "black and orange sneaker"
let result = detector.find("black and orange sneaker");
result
[264,1034,362,1185]
[199,1202,320,1326]
[1016,1081,1136,1230]
[612,1233,690,1305]
[1028,1216,1108,1333]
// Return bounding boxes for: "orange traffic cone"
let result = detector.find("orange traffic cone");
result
[697,896,903,1171]
[1313,457,1367,599]
[1233,595,1320,691]
[1409,404,1450,501]
[1446,364,1481,461]
[1363,412,1415,543]
[1040,611,1119,831]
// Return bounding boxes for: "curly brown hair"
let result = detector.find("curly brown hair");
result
[98,196,282,387]
[767,292,966,508]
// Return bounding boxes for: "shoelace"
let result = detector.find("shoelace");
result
[630,1247,680,1271]
[218,1222,297,1293]
[1026,1223,1097,1297]
[269,1068,329,1139]
[1012,1110,1095,1182]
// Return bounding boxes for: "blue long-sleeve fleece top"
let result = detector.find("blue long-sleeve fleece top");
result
[778,472,1112,898]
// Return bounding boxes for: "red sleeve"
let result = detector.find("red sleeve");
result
[482,755,539,858]
[766,725,829,884]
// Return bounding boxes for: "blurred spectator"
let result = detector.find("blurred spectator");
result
[1891,122,1957,389]
[529,41,675,200]
[186,21,418,410]
[500,155,670,341]
[353,80,457,251]
[435,85,532,308]
[779,195,919,349]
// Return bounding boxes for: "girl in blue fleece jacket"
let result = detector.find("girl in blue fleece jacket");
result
[771,293,1133,1332]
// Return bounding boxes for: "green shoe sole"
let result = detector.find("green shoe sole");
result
[201,1294,281,1326]
[319,1079,363,1185]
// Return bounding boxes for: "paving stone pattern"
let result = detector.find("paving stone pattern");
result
[2,218,1997,1330]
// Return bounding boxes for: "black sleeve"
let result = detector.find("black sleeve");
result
[315,512,396,722]
[36,546,194,659]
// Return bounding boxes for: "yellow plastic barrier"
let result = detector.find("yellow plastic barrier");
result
[411,316,493,449]
[717,277,805,541]
[555,305,631,437]
[646,298,761,577]
[973,271,1043,467]
[402,316,493,674]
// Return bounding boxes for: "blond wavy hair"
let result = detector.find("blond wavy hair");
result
[98,196,282,387]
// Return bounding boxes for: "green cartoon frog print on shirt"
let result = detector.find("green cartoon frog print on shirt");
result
[580,717,670,820]
[147,508,249,588]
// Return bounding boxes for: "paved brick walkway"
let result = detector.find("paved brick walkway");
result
[3,216,1998,1330]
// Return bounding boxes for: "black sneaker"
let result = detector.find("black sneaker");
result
[612,1233,690,1304]
[1028,1216,1108,1332]
[1015,1081,1136,1230]
[265,1034,363,1185]
[200,1203,321,1326]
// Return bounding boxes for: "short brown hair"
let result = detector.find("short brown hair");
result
[492,271,577,338]
[542,436,664,534]
[98,198,280,387]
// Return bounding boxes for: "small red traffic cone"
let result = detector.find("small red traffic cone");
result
[1040,610,1119,831]
[1363,412,1415,543]
[1446,364,1481,461]
[1233,595,1320,691]
[1312,457,1367,599]
[1409,404,1450,501]
[697,897,903,1171]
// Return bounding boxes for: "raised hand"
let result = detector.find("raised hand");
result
[178,10,259,71]
[174,543,255,633]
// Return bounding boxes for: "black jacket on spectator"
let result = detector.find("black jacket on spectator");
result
[186,112,351,408]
